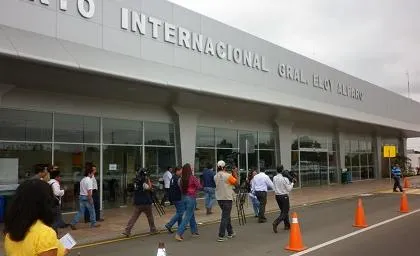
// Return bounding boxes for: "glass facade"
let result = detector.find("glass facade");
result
[345,137,375,180]
[195,126,276,183]
[291,134,338,187]
[0,108,176,211]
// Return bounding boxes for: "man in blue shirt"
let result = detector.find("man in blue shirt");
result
[202,163,216,215]
[392,163,403,192]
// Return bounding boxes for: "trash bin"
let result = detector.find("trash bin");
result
[0,195,5,223]
[341,168,349,184]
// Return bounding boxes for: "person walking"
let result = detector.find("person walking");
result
[69,166,100,230]
[122,168,158,237]
[4,179,69,256]
[202,163,216,214]
[272,165,294,233]
[161,167,173,206]
[165,167,184,233]
[245,170,260,217]
[84,163,104,223]
[251,168,274,223]
[30,164,49,181]
[214,160,238,242]
[392,163,404,192]
[48,170,68,232]
[175,163,202,241]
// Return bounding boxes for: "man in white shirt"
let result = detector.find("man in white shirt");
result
[160,167,173,206]
[84,163,104,223]
[48,170,68,231]
[272,165,294,233]
[69,166,100,230]
[251,168,274,223]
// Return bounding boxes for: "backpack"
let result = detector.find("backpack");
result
[168,176,182,202]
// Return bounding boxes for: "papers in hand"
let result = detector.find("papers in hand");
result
[60,233,77,249]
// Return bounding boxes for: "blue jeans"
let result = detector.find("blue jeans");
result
[176,196,198,236]
[70,195,97,226]
[204,187,216,209]
[250,194,260,216]
[166,200,185,228]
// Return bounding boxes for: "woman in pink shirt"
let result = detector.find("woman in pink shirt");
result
[175,163,202,241]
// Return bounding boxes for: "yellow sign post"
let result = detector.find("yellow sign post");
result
[384,145,397,183]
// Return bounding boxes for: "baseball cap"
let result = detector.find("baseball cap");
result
[217,160,226,168]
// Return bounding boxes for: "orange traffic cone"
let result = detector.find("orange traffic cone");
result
[353,198,368,228]
[285,212,307,252]
[403,178,410,189]
[400,192,409,213]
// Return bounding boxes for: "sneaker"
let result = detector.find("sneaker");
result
[165,225,174,234]
[150,229,159,235]
[272,223,278,233]
[122,232,130,238]
[217,236,227,242]
[227,232,236,239]
[175,234,183,241]
[192,232,200,237]
[91,223,101,228]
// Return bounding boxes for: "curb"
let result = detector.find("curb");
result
[73,187,392,249]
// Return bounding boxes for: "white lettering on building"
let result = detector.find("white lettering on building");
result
[28,0,95,18]
[120,8,270,73]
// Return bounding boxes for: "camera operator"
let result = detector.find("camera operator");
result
[272,165,294,233]
[122,168,157,237]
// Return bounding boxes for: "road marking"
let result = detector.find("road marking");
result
[291,209,420,256]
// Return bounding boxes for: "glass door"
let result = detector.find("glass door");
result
[103,145,142,208]
[299,150,328,187]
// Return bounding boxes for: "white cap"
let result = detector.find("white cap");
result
[217,160,226,168]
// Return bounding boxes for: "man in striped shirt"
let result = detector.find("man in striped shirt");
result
[392,163,403,192]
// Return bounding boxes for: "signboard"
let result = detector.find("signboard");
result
[383,145,396,158]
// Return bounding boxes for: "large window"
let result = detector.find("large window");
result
[291,133,337,187]
[345,136,374,181]
[195,126,276,183]
[0,108,177,211]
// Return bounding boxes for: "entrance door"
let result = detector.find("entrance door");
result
[299,150,328,187]
[103,145,142,208]
[238,132,257,184]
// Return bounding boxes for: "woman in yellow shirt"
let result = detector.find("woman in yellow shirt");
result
[4,179,69,256]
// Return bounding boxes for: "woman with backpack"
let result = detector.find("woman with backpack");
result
[164,167,184,233]
[174,163,202,241]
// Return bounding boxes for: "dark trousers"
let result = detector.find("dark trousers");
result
[255,191,268,221]
[124,205,156,235]
[217,200,233,237]
[85,190,100,222]
[393,177,403,192]
[273,194,290,228]
[160,188,171,206]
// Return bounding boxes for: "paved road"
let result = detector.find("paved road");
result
[74,193,420,256]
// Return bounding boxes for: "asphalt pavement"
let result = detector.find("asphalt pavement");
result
[74,193,420,256]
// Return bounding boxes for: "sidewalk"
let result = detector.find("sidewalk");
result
[2,176,419,251]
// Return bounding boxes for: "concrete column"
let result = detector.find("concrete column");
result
[399,137,407,157]
[172,106,200,170]
[274,120,293,171]
[373,135,383,178]
[336,130,345,170]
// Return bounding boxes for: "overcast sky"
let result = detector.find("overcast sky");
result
[169,0,420,149]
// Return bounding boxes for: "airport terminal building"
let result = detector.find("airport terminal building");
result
[1,0,420,211]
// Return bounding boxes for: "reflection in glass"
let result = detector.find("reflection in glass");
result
[145,147,176,181]
[54,144,100,211]
[299,151,328,187]
[328,152,338,184]
[102,145,142,208]
[215,128,238,148]
[196,127,214,147]
[217,149,238,168]
[195,148,215,177]
[259,150,275,171]
[144,122,175,146]
[103,118,142,145]
[361,167,368,179]
[54,114,100,143]
[0,142,52,184]
[291,151,300,187]
[258,132,275,149]
[368,167,375,179]
[351,167,361,181]
[0,109,52,142]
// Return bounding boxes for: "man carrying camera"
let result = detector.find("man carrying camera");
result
[272,165,295,233]
[122,168,157,237]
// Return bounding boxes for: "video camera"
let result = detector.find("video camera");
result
[283,170,298,184]
[133,168,149,191]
